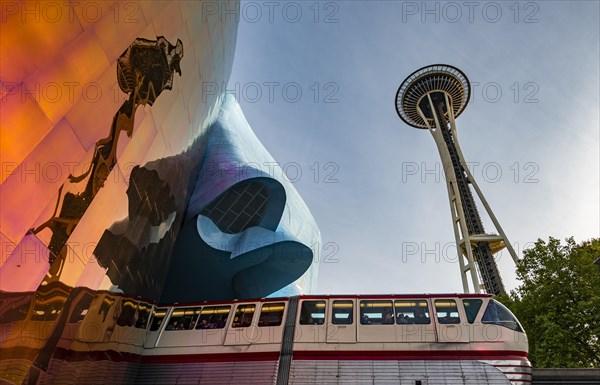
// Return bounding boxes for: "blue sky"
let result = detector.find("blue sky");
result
[227,1,600,294]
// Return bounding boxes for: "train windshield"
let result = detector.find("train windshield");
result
[482,300,524,332]
[462,299,483,324]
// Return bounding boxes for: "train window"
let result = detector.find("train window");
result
[462,299,483,324]
[232,304,256,328]
[68,293,94,323]
[482,300,523,332]
[149,308,168,331]
[332,300,353,324]
[394,300,431,324]
[166,307,202,330]
[197,306,231,329]
[117,300,138,327]
[258,302,285,327]
[98,296,115,323]
[30,291,67,321]
[435,300,461,324]
[299,300,326,325]
[135,303,151,329]
[360,300,394,325]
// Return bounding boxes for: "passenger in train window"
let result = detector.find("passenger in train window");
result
[397,313,409,324]
[414,308,429,324]
[361,314,370,325]
[383,311,394,324]
[137,315,148,329]
[232,304,255,327]
[216,319,226,328]
[198,319,209,329]
[300,301,326,325]
[258,302,284,327]
[234,315,252,327]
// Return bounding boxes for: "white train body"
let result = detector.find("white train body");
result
[137,294,531,384]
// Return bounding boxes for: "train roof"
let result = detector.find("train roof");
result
[159,293,493,308]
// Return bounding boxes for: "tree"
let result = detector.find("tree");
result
[499,237,600,367]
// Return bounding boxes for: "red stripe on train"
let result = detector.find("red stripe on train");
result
[43,348,528,364]
[140,350,527,364]
[41,349,278,364]
[293,349,528,360]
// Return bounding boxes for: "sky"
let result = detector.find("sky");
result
[227,1,600,295]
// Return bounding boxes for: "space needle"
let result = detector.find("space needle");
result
[395,64,518,295]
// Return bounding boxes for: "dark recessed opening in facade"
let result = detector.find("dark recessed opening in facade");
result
[201,181,270,234]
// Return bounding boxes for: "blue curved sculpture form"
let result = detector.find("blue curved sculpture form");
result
[161,95,320,302]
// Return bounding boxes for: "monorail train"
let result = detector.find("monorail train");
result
[1,290,530,384]
[137,294,531,384]
[0,284,152,384]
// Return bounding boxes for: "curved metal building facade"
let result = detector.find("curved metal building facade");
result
[162,94,320,303]
[0,2,319,383]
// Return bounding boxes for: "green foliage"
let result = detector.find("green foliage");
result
[500,237,600,368]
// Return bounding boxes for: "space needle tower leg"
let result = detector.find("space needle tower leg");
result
[395,65,518,295]
[418,94,482,293]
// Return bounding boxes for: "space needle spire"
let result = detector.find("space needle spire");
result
[395,64,518,295]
